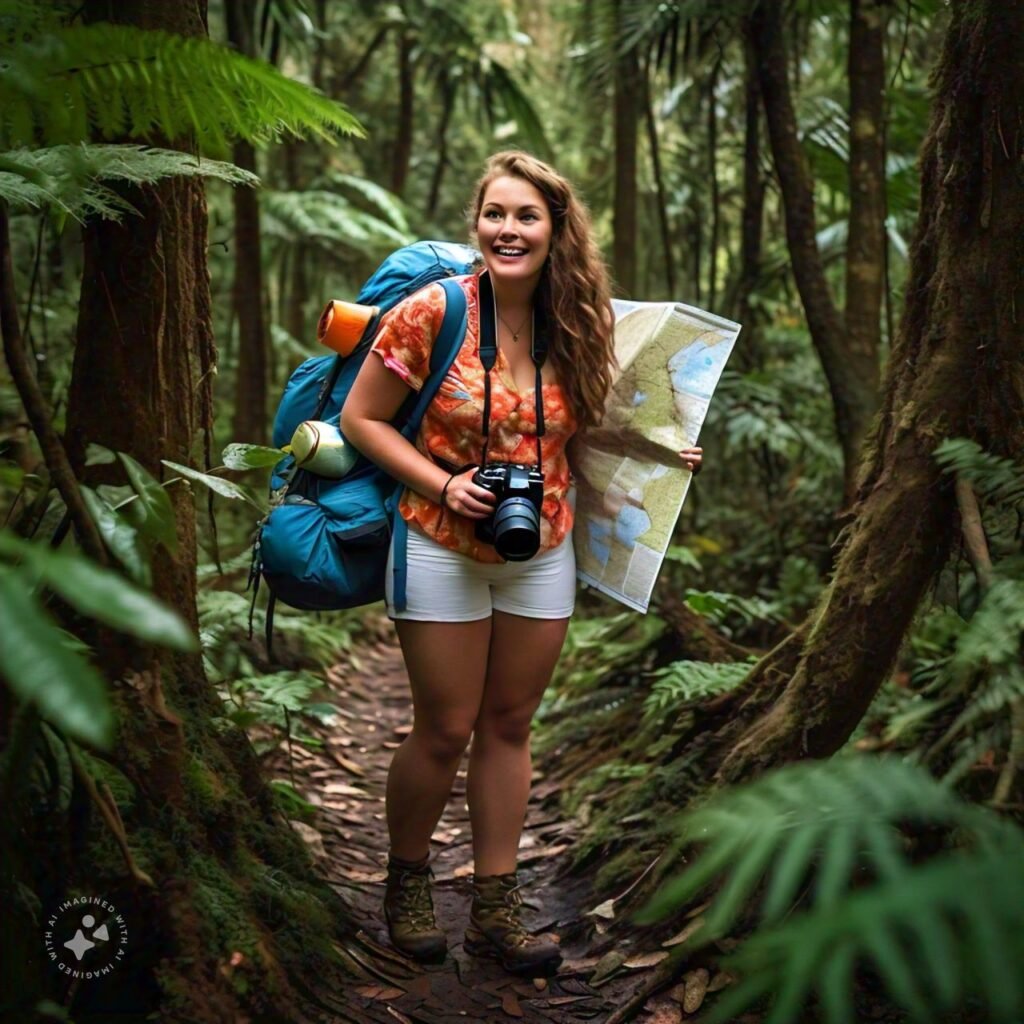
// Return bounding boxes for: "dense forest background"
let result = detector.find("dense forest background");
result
[0,0,1022,1022]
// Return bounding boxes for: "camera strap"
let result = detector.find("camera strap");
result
[478,270,546,468]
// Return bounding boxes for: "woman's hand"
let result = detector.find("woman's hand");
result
[679,446,703,474]
[440,467,497,519]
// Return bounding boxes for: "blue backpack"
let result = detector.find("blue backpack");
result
[250,241,479,647]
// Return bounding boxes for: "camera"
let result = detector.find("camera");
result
[473,462,545,561]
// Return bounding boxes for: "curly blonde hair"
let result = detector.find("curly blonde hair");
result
[468,151,615,430]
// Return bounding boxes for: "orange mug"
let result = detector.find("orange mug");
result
[317,300,380,357]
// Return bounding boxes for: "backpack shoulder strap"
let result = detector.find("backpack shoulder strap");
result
[391,277,468,612]
[398,276,468,441]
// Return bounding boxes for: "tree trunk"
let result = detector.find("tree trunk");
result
[642,61,676,297]
[732,26,766,366]
[718,0,1024,782]
[392,28,414,198]
[612,0,640,297]
[751,0,881,504]
[427,69,456,219]
[226,0,268,444]
[706,58,721,312]
[42,2,353,1019]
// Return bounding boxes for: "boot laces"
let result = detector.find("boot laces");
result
[393,868,436,929]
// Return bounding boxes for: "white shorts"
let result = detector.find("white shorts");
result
[385,523,577,622]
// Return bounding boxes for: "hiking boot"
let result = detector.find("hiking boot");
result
[383,854,447,963]
[464,871,562,975]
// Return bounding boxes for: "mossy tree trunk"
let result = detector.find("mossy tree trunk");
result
[34,2,354,1020]
[612,0,639,298]
[712,0,1024,782]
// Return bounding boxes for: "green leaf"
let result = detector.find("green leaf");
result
[81,485,151,586]
[118,452,178,553]
[0,531,196,652]
[220,443,286,470]
[84,442,117,466]
[161,460,264,510]
[0,571,113,748]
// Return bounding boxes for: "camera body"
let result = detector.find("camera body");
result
[473,462,545,561]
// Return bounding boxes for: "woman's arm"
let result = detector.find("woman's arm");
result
[341,354,495,518]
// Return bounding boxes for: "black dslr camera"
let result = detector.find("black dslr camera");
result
[473,462,545,561]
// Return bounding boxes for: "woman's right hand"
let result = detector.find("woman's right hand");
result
[440,467,496,520]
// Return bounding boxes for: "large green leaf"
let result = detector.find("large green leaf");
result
[118,452,178,553]
[0,531,196,652]
[81,485,151,586]
[220,443,286,470]
[0,571,113,749]
[161,460,264,510]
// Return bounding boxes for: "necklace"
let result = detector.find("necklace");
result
[497,309,531,343]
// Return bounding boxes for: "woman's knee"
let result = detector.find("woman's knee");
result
[475,704,534,746]
[412,718,474,764]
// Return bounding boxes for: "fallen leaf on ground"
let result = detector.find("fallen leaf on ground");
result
[589,950,627,985]
[587,898,616,920]
[625,950,670,969]
[354,984,406,1000]
[288,821,326,858]
[662,916,705,948]
[707,971,736,994]
[683,968,710,1013]
[641,997,683,1023]
[502,991,523,1017]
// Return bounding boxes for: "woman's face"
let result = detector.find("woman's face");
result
[476,175,553,292]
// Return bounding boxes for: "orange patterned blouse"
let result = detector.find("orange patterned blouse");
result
[371,273,578,563]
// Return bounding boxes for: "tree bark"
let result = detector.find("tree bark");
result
[612,0,640,297]
[732,26,766,366]
[392,28,414,198]
[427,69,456,219]
[642,62,676,297]
[706,58,721,312]
[718,0,1024,782]
[751,0,881,503]
[225,0,268,444]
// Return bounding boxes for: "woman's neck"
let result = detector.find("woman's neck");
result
[488,274,538,314]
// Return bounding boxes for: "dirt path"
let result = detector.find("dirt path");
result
[268,625,660,1024]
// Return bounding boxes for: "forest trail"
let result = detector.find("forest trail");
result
[265,626,662,1024]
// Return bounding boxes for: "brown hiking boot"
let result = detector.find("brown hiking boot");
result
[383,854,447,963]
[464,871,562,975]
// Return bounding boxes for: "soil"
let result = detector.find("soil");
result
[264,623,699,1024]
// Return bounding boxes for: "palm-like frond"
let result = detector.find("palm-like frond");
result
[260,189,413,256]
[643,660,750,722]
[0,144,258,219]
[0,23,364,152]
[934,438,1024,510]
[637,757,1024,1024]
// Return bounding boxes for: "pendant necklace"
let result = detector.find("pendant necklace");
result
[497,309,531,344]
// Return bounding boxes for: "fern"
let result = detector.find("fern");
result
[261,189,413,255]
[320,171,411,235]
[0,23,363,151]
[642,660,751,723]
[637,757,1024,1024]
[0,144,258,218]
[934,438,1024,509]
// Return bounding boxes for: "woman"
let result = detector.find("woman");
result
[341,151,702,974]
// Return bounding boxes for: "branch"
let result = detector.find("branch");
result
[955,475,994,592]
[0,202,107,564]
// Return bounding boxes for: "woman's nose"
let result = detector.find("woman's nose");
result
[498,216,518,237]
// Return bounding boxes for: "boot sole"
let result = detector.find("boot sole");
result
[463,933,562,976]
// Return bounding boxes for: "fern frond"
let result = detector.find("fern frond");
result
[642,660,750,722]
[637,758,1002,939]
[707,840,1024,1024]
[261,189,412,255]
[934,438,1024,509]
[0,144,257,219]
[320,171,411,234]
[0,24,364,151]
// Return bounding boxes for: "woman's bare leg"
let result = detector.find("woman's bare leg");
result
[466,611,570,875]
[386,617,492,862]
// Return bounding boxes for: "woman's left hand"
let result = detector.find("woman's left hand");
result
[679,446,703,474]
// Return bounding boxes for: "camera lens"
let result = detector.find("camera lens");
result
[492,497,541,561]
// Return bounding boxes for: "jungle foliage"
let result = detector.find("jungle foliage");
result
[1,0,1022,1022]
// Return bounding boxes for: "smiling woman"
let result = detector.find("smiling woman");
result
[338,151,623,976]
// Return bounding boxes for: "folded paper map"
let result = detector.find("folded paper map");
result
[571,299,741,612]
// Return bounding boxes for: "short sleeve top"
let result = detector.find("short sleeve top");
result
[370,273,578,563]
